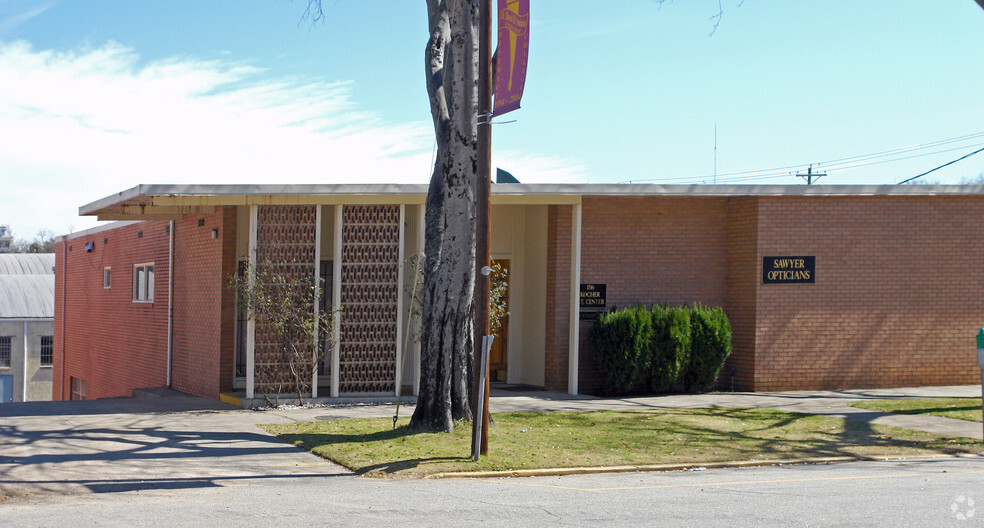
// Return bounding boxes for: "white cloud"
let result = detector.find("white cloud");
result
[0,1,53,36]
[493,150,589,183]
[0,39,585,240]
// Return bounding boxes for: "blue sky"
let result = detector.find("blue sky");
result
[1,0,983,238]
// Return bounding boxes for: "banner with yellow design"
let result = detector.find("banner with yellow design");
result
[493,0,529,117]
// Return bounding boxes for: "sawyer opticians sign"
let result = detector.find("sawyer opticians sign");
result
[763,256,815,284]
[580,283,607,308]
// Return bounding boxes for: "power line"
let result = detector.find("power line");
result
[897,146,984,185]
[817,130,984,167]
[796,165,825,185]
[621,130,984,185]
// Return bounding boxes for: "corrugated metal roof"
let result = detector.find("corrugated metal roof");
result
[0,254,55,275]
[0,275,55,318]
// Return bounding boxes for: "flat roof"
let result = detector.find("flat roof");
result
[80,183,984,221]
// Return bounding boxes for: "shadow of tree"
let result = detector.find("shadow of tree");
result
[0,421,349,495]
[275,425,473,474]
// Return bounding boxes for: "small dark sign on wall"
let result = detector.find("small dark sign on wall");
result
[579,311,600,321]
[580,283,607,308]
[763,256,815,284]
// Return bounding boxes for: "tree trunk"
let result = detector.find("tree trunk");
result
[410,0,480,432]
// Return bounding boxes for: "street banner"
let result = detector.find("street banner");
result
[493,0,529,116]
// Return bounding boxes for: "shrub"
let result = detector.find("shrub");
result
[684,304,733,392]
[590,306,652,395]
[649,304,691,392]
[592,303,732,396]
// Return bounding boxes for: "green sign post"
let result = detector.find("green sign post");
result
[977,329,984,441]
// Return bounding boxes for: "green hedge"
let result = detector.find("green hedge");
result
[590,303,732,396]
[591,307,652,395]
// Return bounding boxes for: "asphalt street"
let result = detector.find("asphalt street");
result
[2,457,983,527]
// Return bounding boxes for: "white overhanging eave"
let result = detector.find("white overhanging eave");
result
[78,183,984,219]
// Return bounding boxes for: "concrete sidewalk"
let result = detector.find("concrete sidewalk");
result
[484,385,984,441]
[0,384,980,499]
[249,384,983,440]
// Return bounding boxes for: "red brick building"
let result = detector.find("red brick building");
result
[53,184,984,402]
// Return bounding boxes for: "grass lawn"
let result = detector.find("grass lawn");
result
[260,408,983,478]
[849,398,983,423]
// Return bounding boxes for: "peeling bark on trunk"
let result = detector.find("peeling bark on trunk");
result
[410,0,480,432]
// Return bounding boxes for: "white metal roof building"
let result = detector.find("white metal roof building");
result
[0,253,55,403]
[0,253,56,277]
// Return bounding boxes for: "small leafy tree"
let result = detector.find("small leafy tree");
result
[488,262,509,335]
[230,258,336,406]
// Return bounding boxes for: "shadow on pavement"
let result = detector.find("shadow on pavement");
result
[0,397,234,418]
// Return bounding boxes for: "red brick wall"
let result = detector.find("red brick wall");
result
[171,208,237,399]
[54,221,171,400]
[544,205,571,391]
[576,196,730,394]
[560,194,983,394]
[724,197,759,390]
[751,196,984,390]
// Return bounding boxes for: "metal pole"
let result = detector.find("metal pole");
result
[472,336,492,461]
[472,0,494,459]
[976,328,984,441]
[23,321,28,402]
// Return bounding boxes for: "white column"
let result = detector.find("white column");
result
[395,204,406,397]
[331,205,343,397]
[246,205,258,399]
[567,202,582,395]
[312,206,322,398]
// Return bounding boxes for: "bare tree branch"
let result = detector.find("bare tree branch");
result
[300,0,327,26]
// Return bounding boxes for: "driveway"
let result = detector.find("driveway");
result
[0,393,351,498]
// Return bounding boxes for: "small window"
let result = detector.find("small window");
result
[71,377,86,401]
[132,263,155,302]
[0,336,10,368]
[103,267,111,289]
[40,336,53,367]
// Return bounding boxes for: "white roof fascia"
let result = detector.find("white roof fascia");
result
[79,183,984,218]
[63,221,143,241]
[79,185,147,216]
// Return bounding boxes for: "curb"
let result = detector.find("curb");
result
[424,453,984,479]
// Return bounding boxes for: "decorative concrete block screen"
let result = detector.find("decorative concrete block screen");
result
[339,205,400,394]
[254,205,318,393]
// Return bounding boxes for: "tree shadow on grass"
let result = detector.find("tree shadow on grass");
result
[354,456,469,475]
[870,405,982,420]
[274,425,473,474]
[552,408,981,464]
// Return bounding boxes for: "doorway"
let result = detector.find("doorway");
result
[0,374,11,403]
[489,259,509,382]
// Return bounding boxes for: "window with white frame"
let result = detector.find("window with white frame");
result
[40,336,53,367]
[103,267,111,289]
[71,377,86,400]
[132,263,155,302]
[0,336,10,368]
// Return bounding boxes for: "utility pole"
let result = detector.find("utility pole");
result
[796,165,826,185]
[472,0,493,458]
